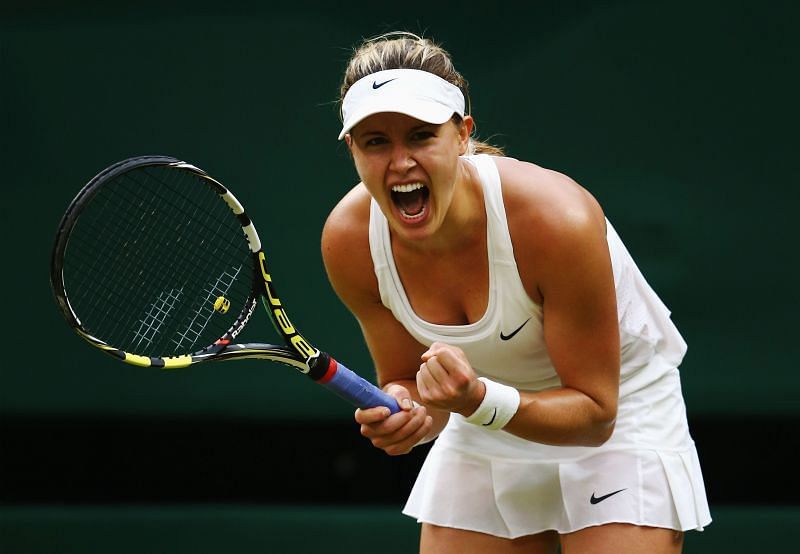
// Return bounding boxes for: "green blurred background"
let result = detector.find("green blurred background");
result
[1,0,798,552]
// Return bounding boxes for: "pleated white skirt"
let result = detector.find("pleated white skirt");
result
[403,369,712,538]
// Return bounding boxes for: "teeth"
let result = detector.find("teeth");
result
[391,183,425,193]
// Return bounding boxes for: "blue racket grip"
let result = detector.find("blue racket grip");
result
[311,354,401,414]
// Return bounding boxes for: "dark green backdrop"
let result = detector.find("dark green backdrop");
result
[2,2,799,552]
[2,0,797,420]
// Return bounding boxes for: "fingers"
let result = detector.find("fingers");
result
[357,405,432,456]
[386,382,416,412]
[354,405,393,424]
[417,343,479,413]
[421,341,450,362]
[353,382,413,425]
[354,383,430,456]
[418,352,466,393]
[421,343,468,376]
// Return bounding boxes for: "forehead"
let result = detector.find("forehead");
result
[351,112,443,137]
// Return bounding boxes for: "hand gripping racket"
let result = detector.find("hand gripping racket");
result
[50,155,400,414]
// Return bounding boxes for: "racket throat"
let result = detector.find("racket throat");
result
[307,352,337,383]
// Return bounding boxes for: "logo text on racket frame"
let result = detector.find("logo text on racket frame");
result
[258,252,317,362]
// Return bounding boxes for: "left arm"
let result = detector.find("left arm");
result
[506,194,620,446]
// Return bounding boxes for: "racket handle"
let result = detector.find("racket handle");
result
[311,354,401,414]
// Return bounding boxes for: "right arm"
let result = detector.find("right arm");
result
[320,184,449,455]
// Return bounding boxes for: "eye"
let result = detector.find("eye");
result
[364,136,388,147]
[411,130,436,141]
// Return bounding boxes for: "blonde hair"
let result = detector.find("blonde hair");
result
[339,32,504,156]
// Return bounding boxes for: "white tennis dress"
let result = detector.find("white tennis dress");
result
[368,154,711,537]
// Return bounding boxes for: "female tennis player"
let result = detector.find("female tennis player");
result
[322,32,711,553]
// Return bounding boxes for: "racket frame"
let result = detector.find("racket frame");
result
[51,156,317,372]
[50,156,400,412]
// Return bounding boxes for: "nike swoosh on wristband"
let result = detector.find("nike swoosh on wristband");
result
[372,78,397,89]
[500,318,531,341]
[481,408,497,427]
[589,489,627,505]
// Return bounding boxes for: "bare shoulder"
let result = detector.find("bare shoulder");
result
[494,157,605,229]
[494,157,606,242]
[321,183,379,308]
[492,157,609,299]
[322,182,371,247]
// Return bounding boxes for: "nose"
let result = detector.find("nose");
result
[388,144,416,173]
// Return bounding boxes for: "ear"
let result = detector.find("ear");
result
[344,134,353,149]
[457,115,474,155]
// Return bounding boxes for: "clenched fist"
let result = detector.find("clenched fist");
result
[416,342,486,417]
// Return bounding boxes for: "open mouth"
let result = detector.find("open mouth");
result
[390,183,430,221]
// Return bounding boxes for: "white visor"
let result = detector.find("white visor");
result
[338,68,465,140]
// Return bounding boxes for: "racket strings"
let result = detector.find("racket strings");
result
[66,174,189,339]
[83,172,248,354]
[63,164,256,357]
[132,285,184,351]
[171,264,243,352]
[111,170,247,344]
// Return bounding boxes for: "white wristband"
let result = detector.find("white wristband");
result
[463,377,520,430]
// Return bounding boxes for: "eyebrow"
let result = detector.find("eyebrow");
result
[356,123,438,139]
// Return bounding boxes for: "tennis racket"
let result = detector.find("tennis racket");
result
[50,155,400,413]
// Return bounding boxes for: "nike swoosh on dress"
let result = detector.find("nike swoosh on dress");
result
[500,318,531,341]
[589,489,627,504]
